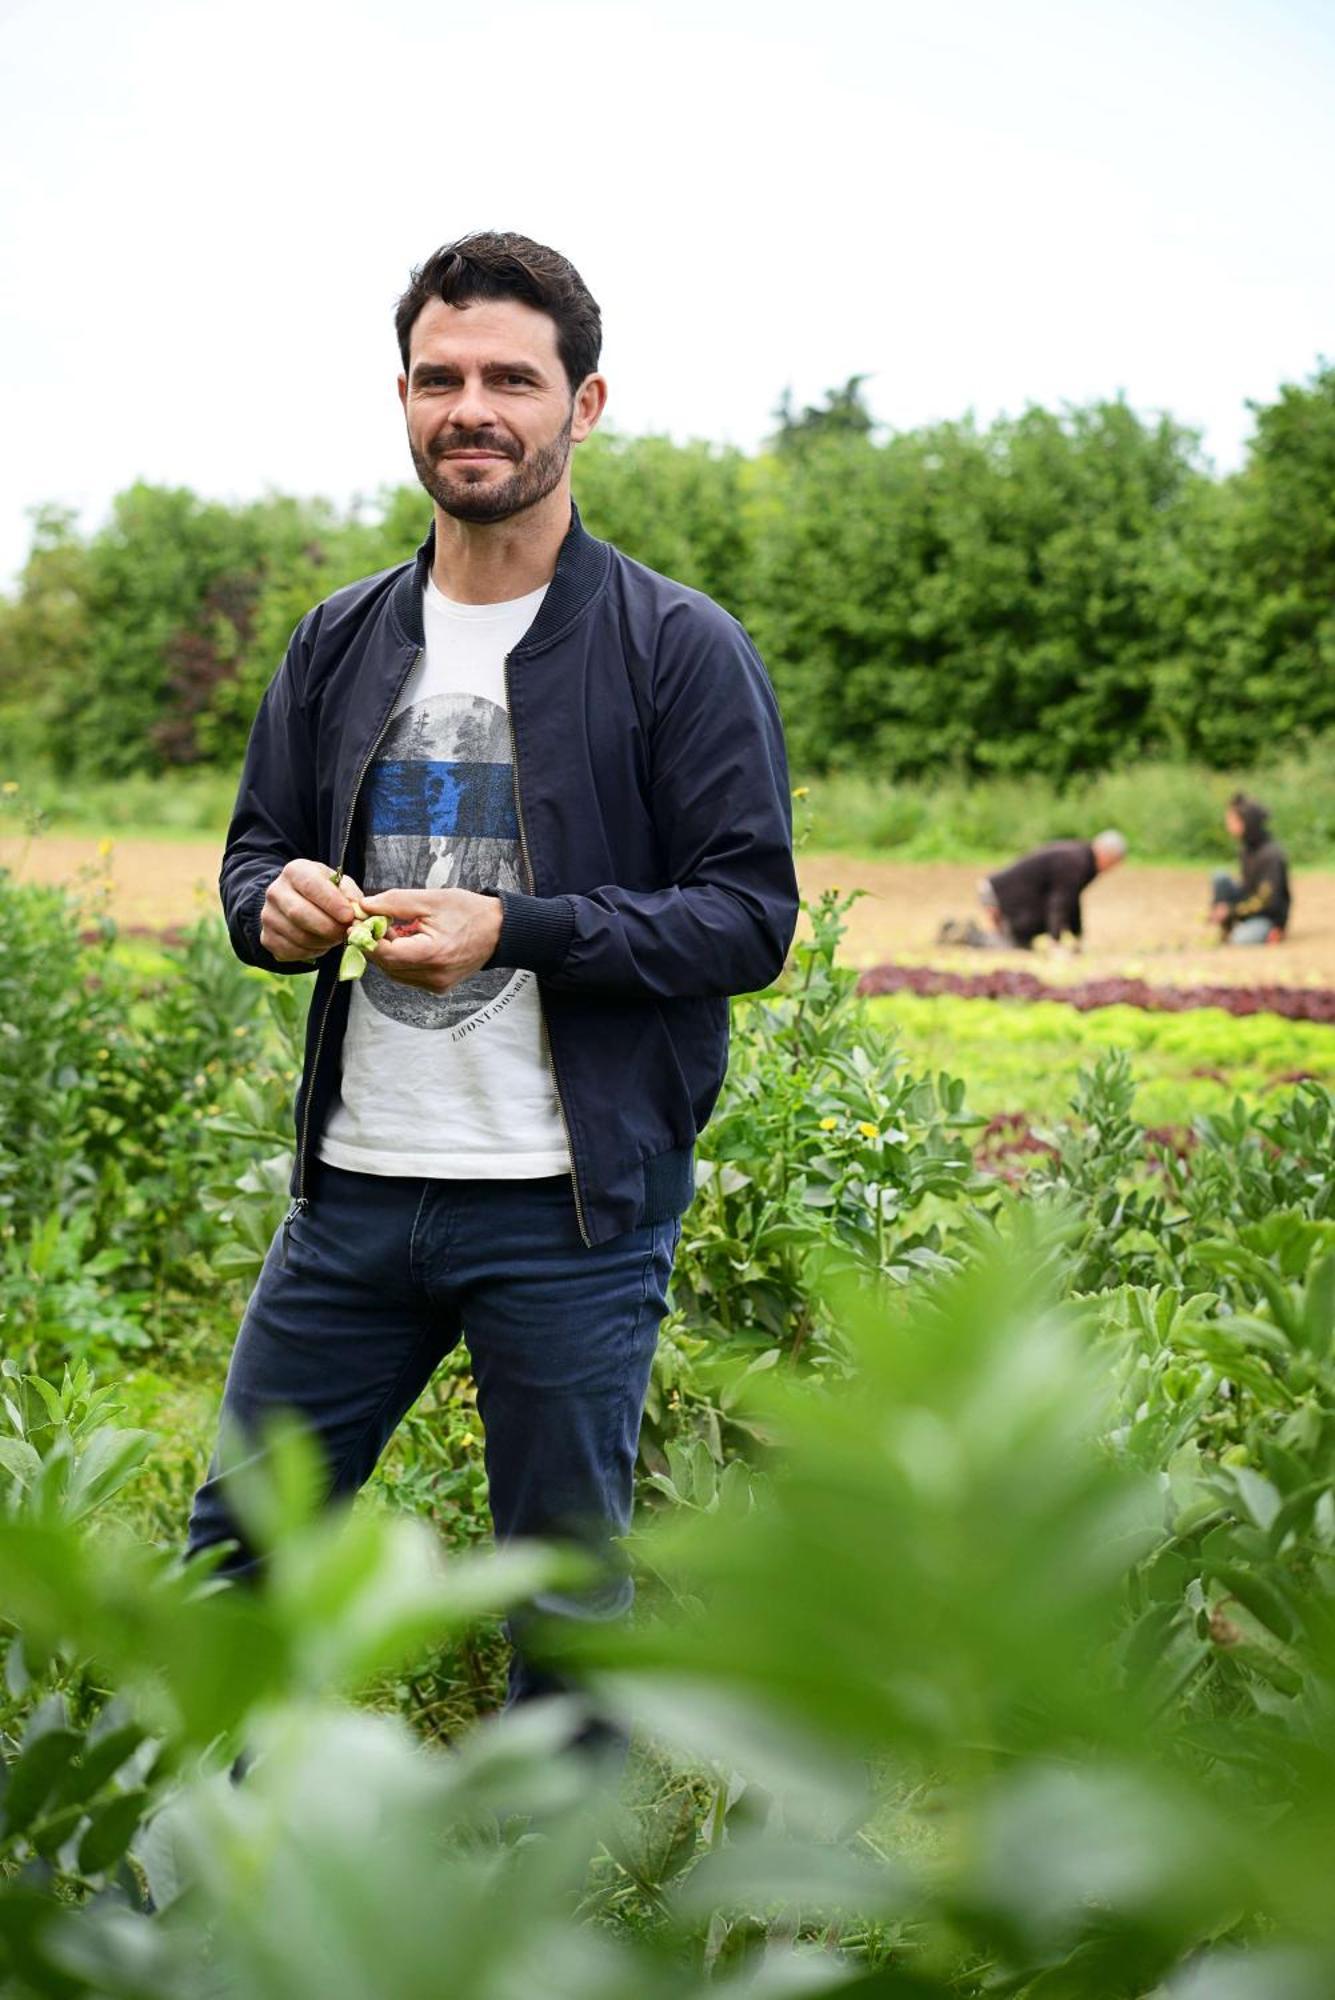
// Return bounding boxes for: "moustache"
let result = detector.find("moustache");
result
[431,433,521,463]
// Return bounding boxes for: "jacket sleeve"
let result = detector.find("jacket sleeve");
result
[218,618,323,976]
[491,614,799,999]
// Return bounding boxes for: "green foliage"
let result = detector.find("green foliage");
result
[1153,363,1335,764]
[677,890,981,1346]
[12,1155,1335,1997]
[14,866,1335,1993]
[865,988,1335,1126]
[527,1184,1335,1998]
[751,398,1198,779]
[771,374,878,450]
[641,892,981,1479]
[572,431,753,614]
[5,363,1335,788]
[0,871,309,1372]
[802,739,1335,863]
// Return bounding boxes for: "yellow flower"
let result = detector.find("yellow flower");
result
[858,1122,879,1140]
[97,837,114,857]
[1,780,18,795]
[792,785,810,800]
[96,1048,110,1061]
[818,1116,838,1132]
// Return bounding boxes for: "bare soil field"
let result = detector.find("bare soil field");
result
[6,834,1335,992]
[794,855,1335,992]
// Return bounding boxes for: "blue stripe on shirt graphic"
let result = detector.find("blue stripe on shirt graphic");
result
[365,761,517,839]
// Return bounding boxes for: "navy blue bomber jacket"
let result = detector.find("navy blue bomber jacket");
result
[220,504,800,1246]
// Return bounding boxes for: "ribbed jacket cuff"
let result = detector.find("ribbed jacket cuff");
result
[242,882,268,960]
[489,890,576,975]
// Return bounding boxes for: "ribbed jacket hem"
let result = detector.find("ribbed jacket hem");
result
[490,890,576,975]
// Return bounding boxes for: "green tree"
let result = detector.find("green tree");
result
[0,506,93,769]
[771,373,877,450]
[1153,361,1335,762]
[751,399,1204,779]
[572,431,753,613]
[32,486,331,778]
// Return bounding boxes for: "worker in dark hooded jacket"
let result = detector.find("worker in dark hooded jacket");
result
[1210,794,1291,944]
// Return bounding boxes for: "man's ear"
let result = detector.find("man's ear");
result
[397,373,408,411]
[571,372,608,444]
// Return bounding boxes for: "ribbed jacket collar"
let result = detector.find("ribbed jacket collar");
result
[389,499,611,655]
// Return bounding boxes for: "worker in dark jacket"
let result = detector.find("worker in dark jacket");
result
[977,831,1127,949]
[1210,794,1290,944]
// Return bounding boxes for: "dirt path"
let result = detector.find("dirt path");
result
[6,834,1335,990]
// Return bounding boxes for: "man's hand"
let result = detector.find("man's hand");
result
[261,860,364,963]
[360,888,504,993]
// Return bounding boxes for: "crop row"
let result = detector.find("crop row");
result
[857,958,1335,1022]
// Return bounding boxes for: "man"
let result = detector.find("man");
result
[1210,793,1290,944]
[970,830,1126,950]
[186,232,799,1707]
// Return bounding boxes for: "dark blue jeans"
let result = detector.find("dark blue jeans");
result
[186,1166,679,1704]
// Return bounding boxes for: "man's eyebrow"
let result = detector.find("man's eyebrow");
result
[410,358,545,382]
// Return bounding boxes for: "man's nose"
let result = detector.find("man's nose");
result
[447,375,499,431]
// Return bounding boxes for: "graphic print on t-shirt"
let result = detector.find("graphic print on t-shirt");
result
[358,690,527,1031]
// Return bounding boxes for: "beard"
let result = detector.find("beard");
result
[409,409,574,524]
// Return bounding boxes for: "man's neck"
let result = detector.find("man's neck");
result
[429,484,571,604]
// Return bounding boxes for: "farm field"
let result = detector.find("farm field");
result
[870,990,1335,1126]
[8,830,1335,994]
[7,854,1335,1994]
[796,852,1335,988]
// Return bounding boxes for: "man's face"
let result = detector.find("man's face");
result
[1225,806,1244,841]
[399,296,601,525]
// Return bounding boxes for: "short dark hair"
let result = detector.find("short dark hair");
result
[395,231,601,393]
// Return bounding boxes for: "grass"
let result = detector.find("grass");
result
[0,767,235,840]
[798,744,1335,866]
[8,744,1335,869]
[867,991,1335,1126]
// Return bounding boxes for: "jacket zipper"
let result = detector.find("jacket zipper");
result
[505,648,593,1248]
[286,646,423,1247]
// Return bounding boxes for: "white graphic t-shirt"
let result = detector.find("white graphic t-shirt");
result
[318,578,570,1179]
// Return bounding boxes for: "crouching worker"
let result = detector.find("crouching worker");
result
[1211,794,1290,944]
[937,831,1127,951]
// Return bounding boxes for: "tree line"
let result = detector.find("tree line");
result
[1,363,1331,783]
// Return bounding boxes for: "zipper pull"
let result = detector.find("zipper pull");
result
[281,1197,309,1265]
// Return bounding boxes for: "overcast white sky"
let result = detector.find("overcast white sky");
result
[1,0,1332,586]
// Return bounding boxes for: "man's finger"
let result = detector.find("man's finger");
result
[268,891,342,946]
[261,915,321,962]
[287,861,360,924]
[371,930,439,967]
[359,889,432,919]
